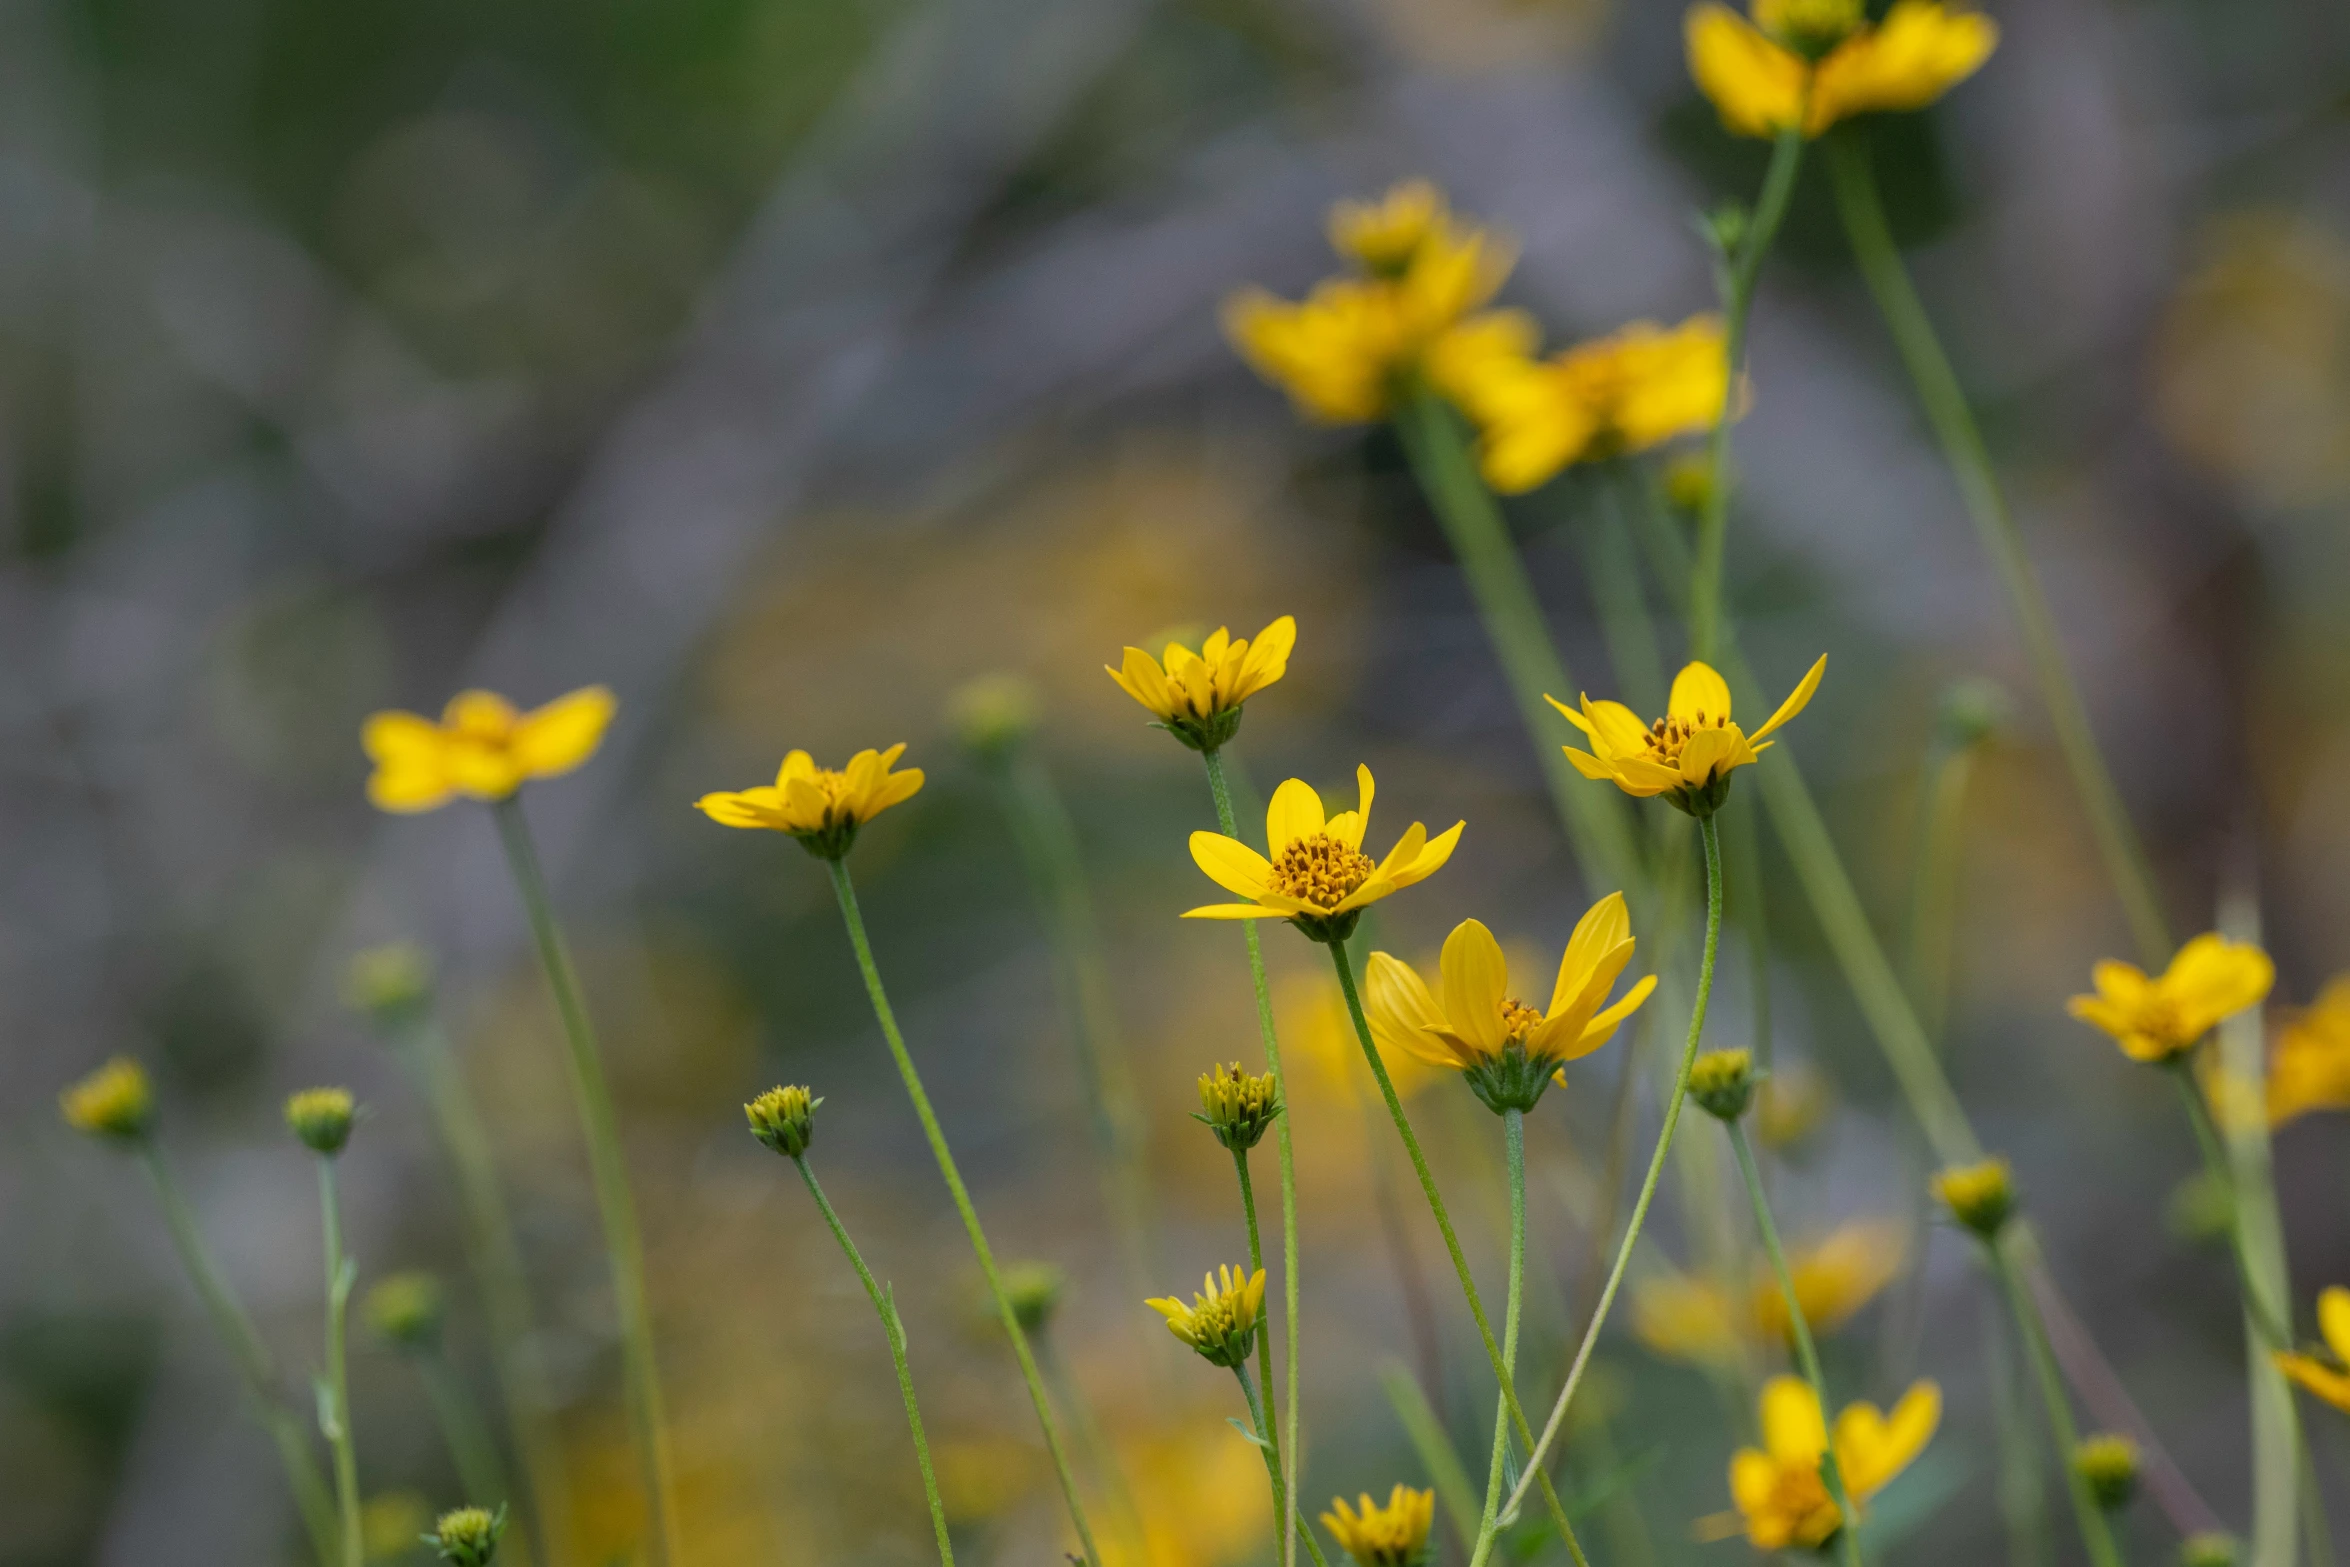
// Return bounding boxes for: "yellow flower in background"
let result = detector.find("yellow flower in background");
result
[1106,616,1296,751]
[1328,180,1449,276]
[2276,1286,2350,1414]
[60,1057,155,1143]
[1185,765,1462,943]
[1322,1484,1436,1567]
[1454,315,1733,494]
[2268,977,2350,1126]
[1752,1221,1907,1341]
[1757,1060,1834,1150]
[1362,894,1656,1113]
[2067,933,2276,1065]
[1727,1375,1940,1549]
[363,686,615,813]
[1551,656,1826,816]
[1282,971,1440,1110]
[1146,1265,1268,1369]
[1686,1,1997,140]
[695,745,925,859]
[1633,1272,1746,1367]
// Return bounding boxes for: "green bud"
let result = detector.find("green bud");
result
[286,1087,358,1156]
[1934,1156,2016,1240]
[947,674,1041,760]
[1002,1262,1067,1335]
[1689,1048,1757,1121]
[425,1504,506,1566]
[1195,1062,1282,1152]
[2181,1534,2240,1567]
[345,942,434,1028]
[2073,1433,2139,1511]
[745,1085,820,1159]
[365,1272,446,1352]
[60,1058,155,1144]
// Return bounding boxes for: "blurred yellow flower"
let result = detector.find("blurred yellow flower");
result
[1328,180,1449,276]
[1727,1375,1940,1549]
[1362,895,1655,1113]
[1106,616,1295,752]
[1146,1264,1267,1368]
[60,1057,155,1142]
[1632,1271,1746,1367]
[2067,933,2275,1065]
[1322,1484,1435,1567]
[2276,1286,2350,1414]
[1686,1,1997,140]
[1751,1221,1907,1341]
[1185,764,1462,943]
[1756,1060,1834,1150]
[1282,971,1440,1109]
[1550,656,1826,816]
[1454,315,1732,494]
[2268,977,2350,1126]
[363,686,616,813]
[695,745,925,858]
[360,1492,432,1562]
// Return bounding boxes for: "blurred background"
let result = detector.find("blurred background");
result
[4,0,2350,1561]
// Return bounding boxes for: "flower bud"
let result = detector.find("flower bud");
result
[1933,1156,2016,1240]
[1662,452,1716,517]
[745,1085,819,1159]
[1688,1048,1756,1122]
[2181,1534,2240,1567]
[425,1504,506,1566]
[1146,1265,1267,1369]
[1936,677,2011,750]
[2073,1433,2139,1511]
[286,1087,358,1156]
[345,942,434,1028]
[365,1272,447,1353]
[60,1058,155,1144]
[1002,1262,1067,1335]
[1195,1062,1282,1152]
[946,674,1040,760]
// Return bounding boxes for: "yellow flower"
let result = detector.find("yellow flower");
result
[1751,1221,1907,1341]
[1727,1375,1940,1550]
[1226,180,1530,423]
[695,744,926,859]
[2268,977,2350,1126]
[1185,765,1462,944]
[1322,1484,1436,1567]
[2276,1286,2350,1414]
[362,686,615,813]
[2067,933,2276,1065]
[1550,656,1826,816]
[1453,315,1733,494]
[1362,894,1656,1113]
[1686,1,1997,140]
[1633,1272,1746,1367]
[1146,1264,1268,1368]
[1933,1156,2016,1239]
[1106,617,1296,751]
[60,1057,155,1143]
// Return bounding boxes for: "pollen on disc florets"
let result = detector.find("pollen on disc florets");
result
[1270,833,1375,909]
[1500,999,1545,1042]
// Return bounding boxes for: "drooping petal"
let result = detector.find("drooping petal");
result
[1581,697,1653,761]
[1611,755,1685,796]
[2319,1285,2350,1365]
[2277,1351,2350,1414]
[1669,662,1735,727]
[1264,778,1327,859]
[1364,953,1464,1069]
[1181,903,1295,921]
[1439,919,1511,1059]
[1191,832,1275,901]
[1109,647,1177,720]
[512,686,617,779]
[696,791,783,829]
[1759,1375,1829,1466]
[1686,3,1811,139]
[1749,654,1829,743]
[1563,746,1620,782]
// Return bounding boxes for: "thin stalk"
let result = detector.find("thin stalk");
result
[2172,1068,2290,1350]
[417,1354,517,1548]
[1324,946,1590,1567]
[1980,1293,2052,1567]
[823,856,1100,1567]
[1825,129,2168,966]
[1501,813,1725,1530]
[1201,745,1305,1567]
[1729,1122,1864,1567]
[136,1146,339,1566]
[1036,1333,1148,1565]
[1378,1360,1482,1556]
[1233,1146,1285,1524]
[1989,1236,2127,1567]
[316,1161,363,1567]
[1691,126,1806,663]
[792,1155,953,1566]
[1233,1365,1333,1567]
[490,798,680,1567]
[1905,739,1981,1042]
[1469,1110,1529,1564]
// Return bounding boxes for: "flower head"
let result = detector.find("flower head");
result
[60,1058,155,1144]
[696,745,925,859]
[2183,1535,2242,1567]
[2074,1434,2140,1511]
[745,1085,820,1159]
[1001,1262,1067,1335]
[285,1087,358,1156]
[1728,1375,1940,1550]
[1690,1047,1758,1121]
[363,687,615,813]
[345,942,433,1029]
[1934,1156,2016,1239]
[1752,1221,1907,1342]
[1146,1264,1267,1368]
[365,1272,447,1352]
[1551,656,1826,816]
[2267,977,2350,1126]
[2275,1285,2350,1415]
[1185,765,1462,944]
[947,673,1041,760]
[1363,895,1656,1113]
[1106,617,1295,752]
[1758,1061,1833,1150]
[1687,1,1997,140]
[1452,315,1734,494]
[2068,933,2275,1065]
[1322,1485,1436,1567]
[1196,1062,1283,1152]
[424,1504,507,1566]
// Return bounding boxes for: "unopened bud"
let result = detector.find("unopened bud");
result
[286,1087,358,1156]
[1688,1049,1756,1122]
[745,1085,819,1159]
[60,1058,155,1144]
[2073,1433,2139,1511]
[1933,1156,2016,1240]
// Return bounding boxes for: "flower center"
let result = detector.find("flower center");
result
[1767,1463,1841,1545]
[1642,710,1726,765]
[1501,998,1545,1044]
[1269,833,1375,909]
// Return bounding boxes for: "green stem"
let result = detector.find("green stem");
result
[823,856,1100,1567]
[793,1155,954,1566]
[136,1146,339,1566]
[1378,1361,1482,1556]
[1234,1364,1332,1567]
[1691,126,1805,664]
[1990,1236,2127,1567]
[2172,1068,2291,1351]
[316,1161,363,1567]
[490,798,680,1567]
[418,1353,518,1550]
[1325,945,1589,1567]
[1500,813,1725,1531]
[1233,1147,1285,1512]
[1905,740,1980,1042]
[1826,129,2169,967]
[1469,1111,1528,1564]
[1201,745,1305,1567]
[1730,1122,1864,1567]
[1982,1291,2053,1567]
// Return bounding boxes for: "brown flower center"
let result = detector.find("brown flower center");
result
[1268,833,1375,909]
[1501,998,1546,1044]
[1642,710,1727,766]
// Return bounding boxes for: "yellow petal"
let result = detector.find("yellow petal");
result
[368,764,453,814]
[776,750,818,789]
[1749,654,1828,743]
[696,791,783,829]
[1569,972,1657,1056]
[2162,933,2275,1035]
[1836,1380,1940,1500]
[1551,891,1633,1016]
[1390,819,1464,888]
[1439,919,1511,1059]
[362,710,444,766]
[1759,1374,1827,1466]
[1728,1448,1783,1518]
[2321,1286,2350,1365]
[1563,745,1619,781]
[1686,2,1811,139]
[442,689,517,739]
[1581,697,1652,760]
[1233,615,1297,703]
[1265,778,1326,859]
[1364,953,1462,1070]
[1190,831,1274,901]
[1668,662,1735,726]
[1181,903,1293,921]
[1109,647,1177,720]
[1677,724,1746,787]
[1808,1,1997,135]
[1610,756,1685,796]
[2278,1351,2350,1415]
[512,686,616,779]
[1335,764,1375,850]
[443,739,523,801]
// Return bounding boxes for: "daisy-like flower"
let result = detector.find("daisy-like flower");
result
[1362,894,1657,1113]
[1145,1264,1267,1369]
[695,745,925,860]
[2267,977,2350,1126]
[1184,765,1462,945]
[1322,1484,1436,1567]
[1452,314,1734,494]
[1632,1221,1906,1367]
[1686,0,1998,141]
[59,1057,155,1143]
[2276,1286,2350,1415]
[1550,656,1826,816]
[1727,1375,1940,1550]
[2066,933,2276,1065]
[362,687,616,813]
[1105,616,1296,752]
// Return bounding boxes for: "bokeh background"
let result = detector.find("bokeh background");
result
[5,0,2350,1561]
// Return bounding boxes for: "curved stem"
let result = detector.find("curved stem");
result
[1468,1111,1528,1564]
[1326,945,1590,1567]
[1502,812,1725,1527]
[794,1156,953,1566]
[316,1161,363,1567]
[1990,1236,2127,1567]
[825,857,1100,1567]
[1730,1122,1864,1567]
